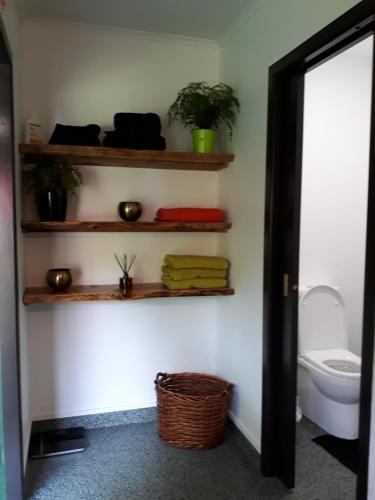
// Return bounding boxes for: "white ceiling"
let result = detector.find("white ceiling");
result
[20,0,257,40]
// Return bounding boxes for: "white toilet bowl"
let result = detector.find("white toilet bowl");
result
[299,349,360,404]
[297,285,361,439]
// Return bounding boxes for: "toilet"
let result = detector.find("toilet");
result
[297,284,361,439]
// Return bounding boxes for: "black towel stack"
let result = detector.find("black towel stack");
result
[49,123,101,146]
[103,113,166,150]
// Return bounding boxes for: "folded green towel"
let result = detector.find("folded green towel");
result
[162,277,228,290]
[162,266,227,280]
[164,255,229,270]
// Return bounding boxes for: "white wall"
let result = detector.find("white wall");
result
[300,37,373,356]
[22,18,219,151]
[217,0,360,451]
[22,18,222,420]
[0,2,31,467]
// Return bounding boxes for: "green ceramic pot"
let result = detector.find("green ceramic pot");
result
[192,129,216,153]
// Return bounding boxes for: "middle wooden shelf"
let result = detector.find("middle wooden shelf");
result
[21,220,232,233]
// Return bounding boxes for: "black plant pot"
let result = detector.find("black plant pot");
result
[36,189,67,221]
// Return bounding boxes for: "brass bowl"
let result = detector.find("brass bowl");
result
[118,201,142,222]
[46,268,72,292]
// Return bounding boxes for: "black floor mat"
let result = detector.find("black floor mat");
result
[312,434,358,473]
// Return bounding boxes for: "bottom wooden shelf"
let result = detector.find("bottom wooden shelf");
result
[23,283,235,305]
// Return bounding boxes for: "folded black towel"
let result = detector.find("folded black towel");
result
[114,113,162,136]
[103,130,166,151]
[106,128,162,143]
[49,123,101,147]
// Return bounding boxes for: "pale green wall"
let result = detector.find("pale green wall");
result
[217,0,360,450]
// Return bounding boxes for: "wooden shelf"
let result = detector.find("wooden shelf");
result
[19,144,234,171]
[23,283,235,305]
[21,220,232,233]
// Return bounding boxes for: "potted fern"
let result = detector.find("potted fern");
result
[168,82,240,153]
[24,162,83,221]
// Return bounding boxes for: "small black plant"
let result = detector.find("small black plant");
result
[24,161,83,197]
[24,161,83,221]
[168,82,240,137]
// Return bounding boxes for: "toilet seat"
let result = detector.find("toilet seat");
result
[299,349,361,379]
[299,285,348,352]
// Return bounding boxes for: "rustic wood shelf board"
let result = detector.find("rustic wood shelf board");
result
[23,283,235,305]
[21,220,232,233]
[19,144,234,171]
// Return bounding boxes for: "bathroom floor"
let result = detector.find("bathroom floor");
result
[26,418,356,500]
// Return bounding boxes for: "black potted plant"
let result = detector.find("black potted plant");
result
[168,82,240,153]
[24,162,83,221]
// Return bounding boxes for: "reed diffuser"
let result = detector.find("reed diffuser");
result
[114,253,136,294]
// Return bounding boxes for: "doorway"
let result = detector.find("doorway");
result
[296,34,373,497]
[261,2,375,500]
[0,21,24,500]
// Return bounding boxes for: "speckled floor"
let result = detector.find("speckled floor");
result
[26,418,356,500]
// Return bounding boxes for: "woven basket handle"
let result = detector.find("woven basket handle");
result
[155,372,168,385]
[221,383,233,396]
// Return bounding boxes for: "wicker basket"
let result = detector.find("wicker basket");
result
[155,372,233,450]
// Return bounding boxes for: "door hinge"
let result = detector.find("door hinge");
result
[283,274,298,297]
[283,274,289,297]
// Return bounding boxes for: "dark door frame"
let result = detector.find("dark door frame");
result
[262,2,375,498]
[0,19,25,500]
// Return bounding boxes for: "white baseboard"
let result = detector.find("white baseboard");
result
[229,410,261,453]
[32,400,156,421]
[32,404,261,456]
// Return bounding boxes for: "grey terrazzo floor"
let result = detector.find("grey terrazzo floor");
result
[26,418,356,500]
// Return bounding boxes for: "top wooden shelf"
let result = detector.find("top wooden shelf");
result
[19,144,234,171]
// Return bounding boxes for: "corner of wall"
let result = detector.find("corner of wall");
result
[1,0,32,470]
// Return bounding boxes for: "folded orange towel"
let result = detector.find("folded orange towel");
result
[155,208,224,223]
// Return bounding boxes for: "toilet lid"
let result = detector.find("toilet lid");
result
[299,285,348,352]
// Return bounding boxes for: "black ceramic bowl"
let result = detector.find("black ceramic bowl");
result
[118,201,142,222]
